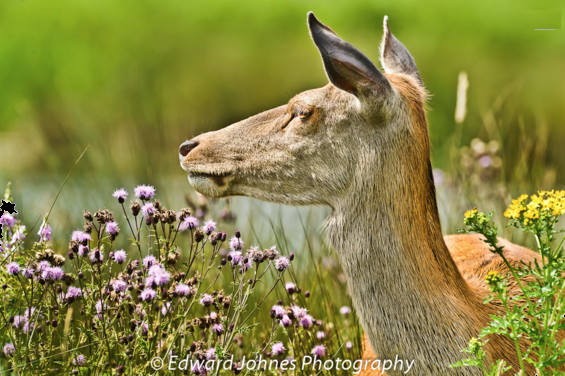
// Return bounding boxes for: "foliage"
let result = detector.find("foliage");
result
[452,191,565,375]
[0,186,360,375]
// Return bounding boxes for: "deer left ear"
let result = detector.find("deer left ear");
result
[380,16,422,86]
[308,12,391,99]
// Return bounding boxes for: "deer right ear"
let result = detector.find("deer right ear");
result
[307,12,391,99]
[380,16,422,85]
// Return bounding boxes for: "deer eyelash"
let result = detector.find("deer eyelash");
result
[293,107,313,120]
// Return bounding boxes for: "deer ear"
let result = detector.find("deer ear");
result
[380,16,422,85]
[307,12,390,98]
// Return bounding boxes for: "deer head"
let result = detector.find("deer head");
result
[179,12,427,209]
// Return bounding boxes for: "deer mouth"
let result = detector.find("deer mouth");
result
[188,171,231,187]
[183,168,235,197]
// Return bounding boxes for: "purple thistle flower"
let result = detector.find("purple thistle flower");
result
[71,231,91,243]
[148,264,164,275]
[229,236,243,252]
[0,213,16,227]
[37,260,50,271]
[23,266,35,279]
[141,203,155,217]
[205,347,216,360]
[175,283,193,297]
[22,307,36,321]
[112,249,127,264]
[134,185,156,200]
[280,315,292,327]
[154,272,170,286]
[42,266,64,281]
[78,245,89,257]
[112,188,128,203]
[3,343,15,357]
[312,345,325,357]
[209,311,218,320]
[105,221,119,235]
[38,223,52,242]
[65,286,83,301]
[178,216,199,231]
[275,256,290,271]
[340,306,352,316]
[89,249,104,264]
[73,354,86,366]
[291,305,307,319]
[271,305,286,319]
[240,257,253,272]
[10,226,26,244]
[271,342,285,356]
[147,265,170,286]
[161,302,172,316]
[299,314,314,328]
[139,288,156,301]
[191,364,209,375]
[211,323,224,335]
[199,294,214,307]
[6,262,20,276]
[228,251,242,266]
[111,279,127,293]
[479,155,493,168]
[143,255,157,267]
[285,282,297,294]
[202,220,216,235]
[316,331,326,340]
[12,315,25,329]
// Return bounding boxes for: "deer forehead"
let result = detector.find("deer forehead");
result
[290,84,359,113]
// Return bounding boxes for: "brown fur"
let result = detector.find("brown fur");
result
[179,14,545,375]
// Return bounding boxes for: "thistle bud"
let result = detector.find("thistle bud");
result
[131,201,141,217]
[194,229,205,243]
[83,211,93,222]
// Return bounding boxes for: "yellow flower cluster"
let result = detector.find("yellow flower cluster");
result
[485,270,502,286]
[464,208,478,219]
[503,190,565,224]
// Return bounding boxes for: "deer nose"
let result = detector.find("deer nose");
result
[179,140,199,157]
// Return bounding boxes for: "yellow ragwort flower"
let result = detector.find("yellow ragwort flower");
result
[464,208,478,219]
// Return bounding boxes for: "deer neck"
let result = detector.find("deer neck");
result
[326,149,486,375]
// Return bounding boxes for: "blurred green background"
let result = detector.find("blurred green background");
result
[0,0,564,239]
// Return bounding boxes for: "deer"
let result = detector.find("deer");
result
[178,12,541,375]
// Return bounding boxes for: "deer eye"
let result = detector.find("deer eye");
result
[293,107,313,120]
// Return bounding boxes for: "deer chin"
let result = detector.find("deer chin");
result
[187,172,234,198]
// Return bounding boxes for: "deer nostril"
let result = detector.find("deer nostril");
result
[179,141,199,157]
